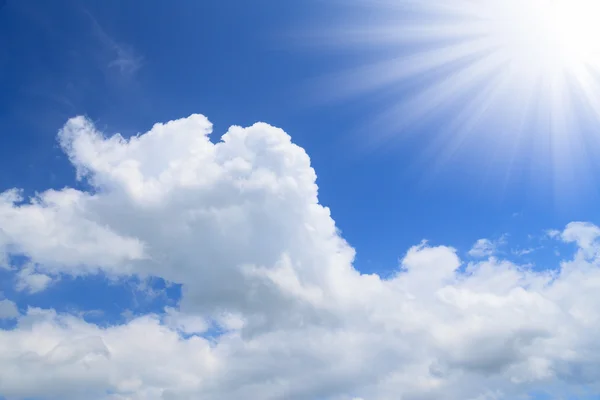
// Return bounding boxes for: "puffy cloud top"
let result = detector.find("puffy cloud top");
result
[1,115,600,399]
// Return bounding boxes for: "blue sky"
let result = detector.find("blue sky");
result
[3,1,600,399]
[3,0,596,268]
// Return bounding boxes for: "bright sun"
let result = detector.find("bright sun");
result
[326,0,600,195]
[491,0,600,75]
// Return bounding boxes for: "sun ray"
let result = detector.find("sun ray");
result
[322,0,600,196]
[327,38,499,100]
[369,51,509,144]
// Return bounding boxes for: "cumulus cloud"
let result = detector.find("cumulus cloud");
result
[0,188,145,275]
[562,222,600,253]
[468,235,509,259]
[15,264,55,294]
[163,307,209,335]
[1,115,600,399]
[0,299,18,319]
[468,238,497,258]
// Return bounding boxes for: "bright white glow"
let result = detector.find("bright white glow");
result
[487,0,600,75]
[324,0,600,196]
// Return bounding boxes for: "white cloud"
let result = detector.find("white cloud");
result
[512,247,538,257]
[468,238,497,258]
[86,10,143,77]
[0,188,145,276]
[1,115,600,399]
[163,307,209,335]
[15,265,55,294]
[561,222,600,252]
[0,299,18,319]
[546,229,562,239]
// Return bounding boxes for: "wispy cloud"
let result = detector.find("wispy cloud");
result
[468,234,508,258]
[546,229,562,239]
[107,45,143,76]
[512,247,539,257]
[85,10,143,78]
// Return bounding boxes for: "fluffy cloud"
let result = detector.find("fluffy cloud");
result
[0,187,145,275]
[0,299,18,319]
[469,238,496,258]
[15,264,55,293]
[1,115,600,399]
[468,236,507,258]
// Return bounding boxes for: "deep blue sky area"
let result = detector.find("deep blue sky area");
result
[1,0,597,275]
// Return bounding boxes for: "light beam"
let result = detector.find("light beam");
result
[324,0,600,196]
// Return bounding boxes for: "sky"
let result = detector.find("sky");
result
[3,0,600,399]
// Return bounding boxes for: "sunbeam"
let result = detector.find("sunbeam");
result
[324,0,600,195]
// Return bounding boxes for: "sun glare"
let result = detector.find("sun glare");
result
[490,0,600,75]
[552,0,600,60]
[326,0,600,194]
